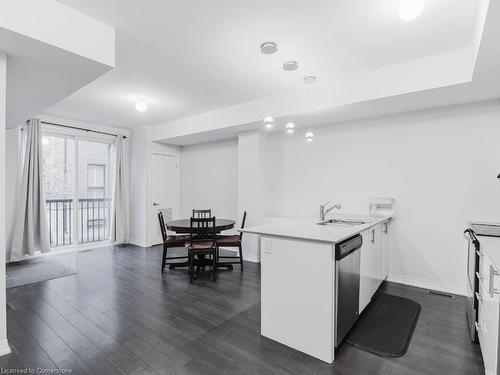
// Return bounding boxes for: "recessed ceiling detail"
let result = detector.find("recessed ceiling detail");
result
[48,0,488,132]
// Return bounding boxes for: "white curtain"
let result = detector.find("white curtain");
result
[111,136,129,244]
[10,118,50,261]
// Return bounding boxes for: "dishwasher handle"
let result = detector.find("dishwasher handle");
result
[335,234,363,260]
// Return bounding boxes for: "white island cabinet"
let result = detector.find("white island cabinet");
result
[241,215,391,363]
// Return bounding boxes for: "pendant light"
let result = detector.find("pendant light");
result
[303,75,317,142]
[261,42,278,129]
[283,60,298,134]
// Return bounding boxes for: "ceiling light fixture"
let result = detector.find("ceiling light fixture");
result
[135,99,147,112]
[303,76,317,143]
[398,0,424,21]
[283,60,298,134]
[261,42,278,129]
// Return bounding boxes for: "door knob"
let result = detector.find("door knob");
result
[153,202,159,206]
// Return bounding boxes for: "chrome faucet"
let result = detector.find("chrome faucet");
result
[319,201,342,221]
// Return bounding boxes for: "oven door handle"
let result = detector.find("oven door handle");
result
[464,229,478,244]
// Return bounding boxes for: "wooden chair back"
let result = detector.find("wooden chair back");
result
[239,211,247,240]
[158,211,168,242]
[189,217,216,247]
[192,209,212,218]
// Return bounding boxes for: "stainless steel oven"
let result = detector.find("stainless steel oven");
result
[464,228,479,342]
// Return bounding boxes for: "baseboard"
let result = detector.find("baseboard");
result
[129,238,150,248]
[220,248,260,263]
[387,273,466,296]
[0,339,11,356]
[243,253,261,264]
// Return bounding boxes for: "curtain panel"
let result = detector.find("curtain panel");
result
[10,118,50,261]
[111,136,129,244]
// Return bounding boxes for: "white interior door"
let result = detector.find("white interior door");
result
[150,153,178,245]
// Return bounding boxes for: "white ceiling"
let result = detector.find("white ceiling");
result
[47,0,480,129]
[1,0,114,128]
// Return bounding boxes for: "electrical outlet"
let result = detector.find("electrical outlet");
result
[262,238,272,255]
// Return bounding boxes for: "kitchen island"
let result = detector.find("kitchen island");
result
[241,214,392,363]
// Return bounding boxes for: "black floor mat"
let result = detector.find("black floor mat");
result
[345,293,421,357]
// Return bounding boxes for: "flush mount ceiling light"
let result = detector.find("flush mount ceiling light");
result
[303,75,317,143]
[285,121,295,134]
[261,42,278,129]
[398,0,424,21]
[135,99,147,112]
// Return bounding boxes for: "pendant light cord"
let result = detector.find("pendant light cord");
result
[308,81,312,132]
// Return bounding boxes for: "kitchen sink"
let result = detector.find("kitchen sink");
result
[317,219,371,226]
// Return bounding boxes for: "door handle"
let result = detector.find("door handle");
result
[153,202,160,206]
[475,321,486,334]
[371,229,375,244]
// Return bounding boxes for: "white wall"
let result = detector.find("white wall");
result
[129,127,149,246]
[129,126,180,247]
[5,128,19,260]
[0,52,10,355]
[180,139,238,225]
[238,132,268,261]
[263,100,500,295]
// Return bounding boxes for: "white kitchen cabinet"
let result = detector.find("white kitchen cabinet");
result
[477,247,500,375]
[359,230,373,313]
[359,221,389,314]
[381,221,389,280]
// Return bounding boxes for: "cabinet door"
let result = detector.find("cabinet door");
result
[359,231,372,313]
[382,221,389,280]
[374,224,384,291]
[368,226,381,297]
[478,253,500,375]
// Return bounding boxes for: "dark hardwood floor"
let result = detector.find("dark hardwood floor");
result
[0,244,484,374]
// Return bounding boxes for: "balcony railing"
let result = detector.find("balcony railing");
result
[46,198,112,248]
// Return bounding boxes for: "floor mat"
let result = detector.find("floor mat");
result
[7,257,76,288]
[345,293,421,357]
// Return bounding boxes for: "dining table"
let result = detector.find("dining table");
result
[165,218,236,271]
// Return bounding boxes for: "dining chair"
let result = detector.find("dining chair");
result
[192,209,212,218]
[186,216,217,283]
[158,212,190,273]
[216,211,246,270]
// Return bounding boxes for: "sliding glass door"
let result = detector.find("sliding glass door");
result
[42,135,75,247]
[41,130,115,249]
[77,140,114,244]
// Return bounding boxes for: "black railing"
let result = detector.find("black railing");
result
[79,198,111,244]
[46,198,112,248]
[46,199,72,247]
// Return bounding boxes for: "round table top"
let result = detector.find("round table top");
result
[166,218,235,233]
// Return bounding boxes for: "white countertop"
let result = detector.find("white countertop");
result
[240,214,391,244]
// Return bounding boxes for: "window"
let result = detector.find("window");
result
[87,164,105,198]
[41,128,115,248]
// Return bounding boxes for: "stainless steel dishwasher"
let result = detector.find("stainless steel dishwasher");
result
[335,234,362,347]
